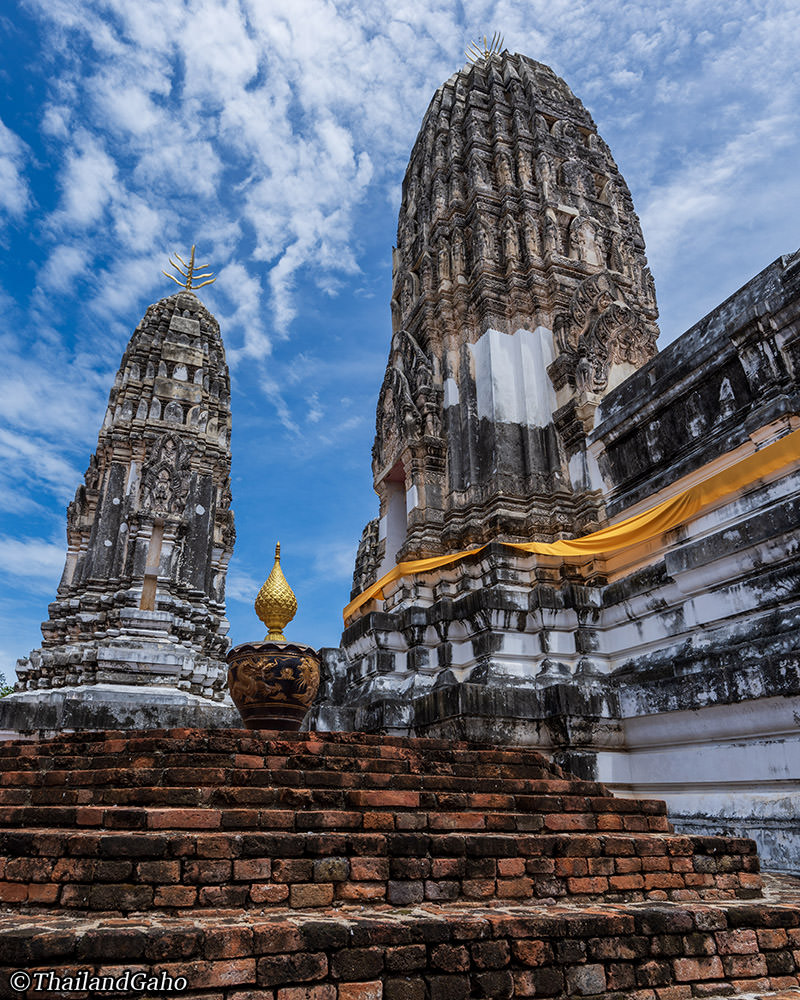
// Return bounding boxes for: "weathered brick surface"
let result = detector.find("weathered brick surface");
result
[0,729,797,999]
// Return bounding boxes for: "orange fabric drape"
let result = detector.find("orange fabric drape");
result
[344,428,800,623]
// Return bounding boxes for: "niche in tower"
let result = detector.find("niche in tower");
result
[378,461,407,577]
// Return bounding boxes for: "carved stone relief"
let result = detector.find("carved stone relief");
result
[553,272,657,394]
[141,433,192,516]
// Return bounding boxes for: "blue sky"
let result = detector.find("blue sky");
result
[1,0,798,677]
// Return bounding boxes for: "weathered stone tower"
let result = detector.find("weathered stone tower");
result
[1,289,239,733]
[360,51,658,581]
[311,50,800,871]
[326,50,661,726]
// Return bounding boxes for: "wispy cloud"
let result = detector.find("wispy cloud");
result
[0,534,64,586]
[0,428,83,508]
[225,567,264,604]
[641,111,796,272]
[310,540,359,583]
[56,131,117,227]
[0,117,31,221]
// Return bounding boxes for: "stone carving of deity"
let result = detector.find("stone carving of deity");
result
[561,121,577,142]
[615,238,635,278]
[438,240,451,282]
[452,231,465,277]
[645,419,663,462]
[561,158,594,200]
[571,218,602,266]
[536,152,556,203]
[599,177,620,213]
[643,266,656,305]
[575,352,594,394]
[477,222,496,263]
[152,469,172,512]
[434,177,447,214]
[524,222,540,261]
[497,153,514,188]
[717,378,737,421]
[399,214,415,250]
[543,210,561,255]
[471,156,491,190]
[141,433,190,516]
[686,393,707,438]
[517,152,533,188]
[503,219,520,264]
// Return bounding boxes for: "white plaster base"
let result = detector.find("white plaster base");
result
[595,696,800,873]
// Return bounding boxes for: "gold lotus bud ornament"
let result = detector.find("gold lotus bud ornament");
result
[254,542,298,642]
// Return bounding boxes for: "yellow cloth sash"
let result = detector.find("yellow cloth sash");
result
[344,428,800,623]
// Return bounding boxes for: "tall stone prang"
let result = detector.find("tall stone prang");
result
[1,289,239,733]
[310,50,800,872]
[338,50,661,710]
[367,51,658,573]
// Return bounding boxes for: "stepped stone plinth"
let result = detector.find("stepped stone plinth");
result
[0,729,798,998]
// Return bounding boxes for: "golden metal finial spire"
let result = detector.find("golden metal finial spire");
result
[254,542,298,643]
[162,245,217,291]
[465,32,505,65]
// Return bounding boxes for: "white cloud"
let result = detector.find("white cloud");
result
[0,428,83,506]
[306,392,323,424]
[311,540,358,583]
[259,373,300,435]
[214,262,270,363]
[641,111,796,275]
[57,131,118,227]
[0,118,31,220]
[38,244,90,293]
[0,535,65,584]
[0,327,111,518]
[225,566,264,604]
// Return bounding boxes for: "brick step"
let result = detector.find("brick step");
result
[0,729,566,770]
[0,782,666,821]
[4,748,562,780]
[0,767,611,803]
[0,770,608,799]
[0,759,604,789]
[0,752,561,783]
[0,828,762,911]
[0,801,672,836]
[0,827,757,863]
[0,726,561,752]
[0,794,668,835]
[0,785,665,820]
[1,892,798,998]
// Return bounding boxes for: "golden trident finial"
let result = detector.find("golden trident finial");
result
[465,32,505,65]
[163,245,216,291]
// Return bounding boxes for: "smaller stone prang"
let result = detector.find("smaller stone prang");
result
[11,290,236,719]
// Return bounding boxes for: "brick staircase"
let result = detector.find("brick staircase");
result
[1,729,798,999]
